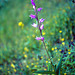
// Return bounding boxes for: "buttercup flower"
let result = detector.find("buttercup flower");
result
[40,24,44,30]
[29,14,36,19]
[39,18,45,23]
[32,23,38,28]
[37,8,43,12]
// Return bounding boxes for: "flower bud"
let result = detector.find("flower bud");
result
[40,24,44,30]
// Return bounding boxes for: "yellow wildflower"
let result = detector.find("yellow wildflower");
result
[24,47,29,52]
[24,47,27,50]
[64,73,67,75]
[51,48,54,51]
[14,69,16,72]
[62,42,65,45]
[58,59,60,61]
[68,49,70,51]
[34,65,37,68]
[33,58,36,60]
[18,22,22,26]
[42,32,46,35]
[26,65,29,68]
[61,38,64,41]
[55,47,57,49]
[59,30,62,33]
[41,56,43,59]
[11,63,15,68]
[68,52,71,54]
[24,55,27,58]
[38,74,42,75]
[31,63,34,65]
[46,61,48,63]
[44,68,47,71]
[59,49,61,51]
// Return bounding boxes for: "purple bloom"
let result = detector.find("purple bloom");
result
[35,36,44,41]
[39,18,45,23]
[31,0,34,1]
[29,14,36,19]
[37,8,43,12]
[32,23,38,28]
[31,1,35,6]
[35,37,41,40]
[40,24,44,30]
[41,37,44,41]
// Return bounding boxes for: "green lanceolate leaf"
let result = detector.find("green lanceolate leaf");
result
[48,62,51,71]
[55,54,63,74]
[33,70,56,74]
[31,69,37,72]
[56,57,62,72]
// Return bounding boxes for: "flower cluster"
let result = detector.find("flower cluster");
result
[29,0,45,42]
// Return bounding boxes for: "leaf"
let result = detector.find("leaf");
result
[33,70,56,74]
[48,62,51,71]
[31,69,37,72]
[55,55,63,73]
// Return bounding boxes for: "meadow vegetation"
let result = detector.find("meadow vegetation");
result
[0,0,75,75]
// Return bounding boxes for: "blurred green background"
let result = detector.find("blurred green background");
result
[0,0,75,75]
